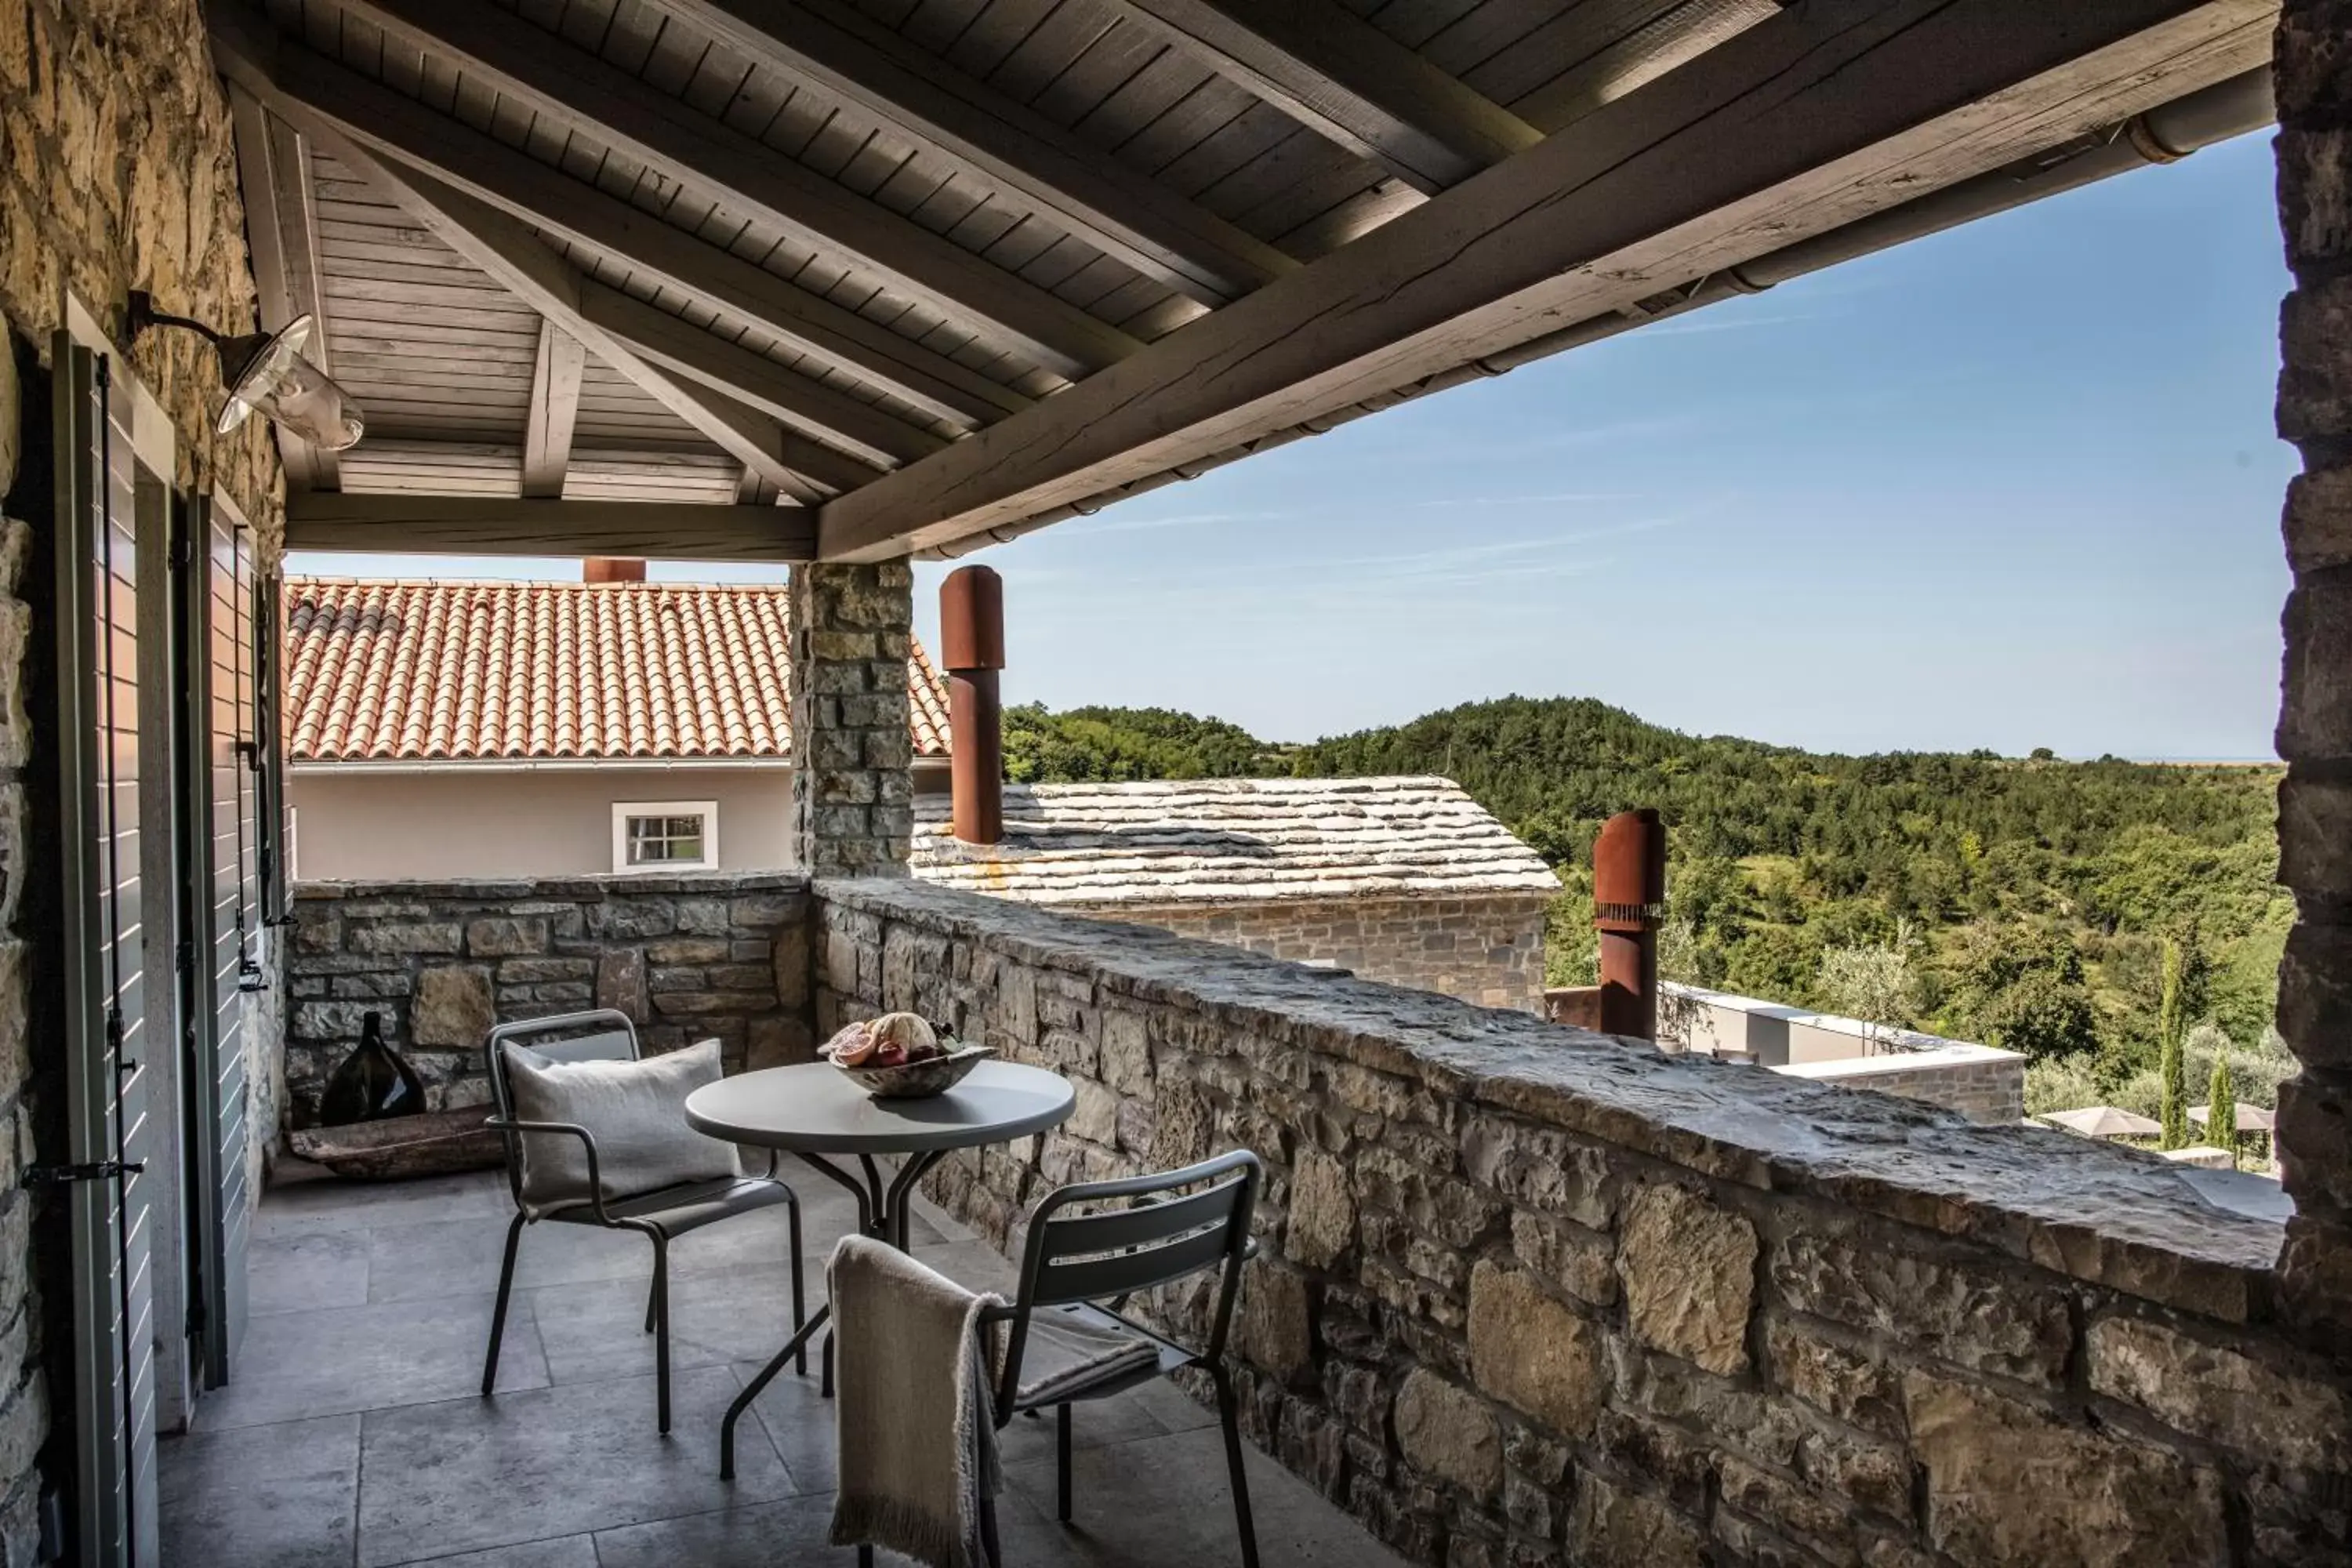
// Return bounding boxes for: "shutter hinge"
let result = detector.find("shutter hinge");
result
[24,1160,144,1187]
[104,1005,124,1051]
[238,955,267,993]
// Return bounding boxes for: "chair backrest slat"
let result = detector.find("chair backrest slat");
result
[1033,1219,1236,1305]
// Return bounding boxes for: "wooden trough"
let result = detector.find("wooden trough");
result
[288,1105,506,1181]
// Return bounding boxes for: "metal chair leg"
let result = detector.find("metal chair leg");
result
[644,1270,659,1334]
[482,1212,526,1397]
[650,1231,672,1436]
[980,1493,1004,1568]
[1211,1364,1261,1568]
[787,1189,807,1376]
[821,1328,835,1399]
[1058,1403,1073,1523]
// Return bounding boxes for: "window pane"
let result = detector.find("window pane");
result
[624,812,706,866]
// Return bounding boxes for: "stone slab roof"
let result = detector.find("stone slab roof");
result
[284,578,949,763]
[911,776,1557,906]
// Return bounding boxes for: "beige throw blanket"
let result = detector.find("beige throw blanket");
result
[828,1236,1005,1568]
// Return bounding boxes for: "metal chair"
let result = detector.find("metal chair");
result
[478,1009,807,1435]
[978,1150,1265,1568]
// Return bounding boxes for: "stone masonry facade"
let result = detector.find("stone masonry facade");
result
[2275,0,2352,1345]
[1115,893,1552,1014]
[818,878,2350,1568]
[285,874,814,1127]
[1,0,284,1559]
[790,561,914,877]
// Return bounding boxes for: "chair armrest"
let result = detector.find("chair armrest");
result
[484,1117,615,1225]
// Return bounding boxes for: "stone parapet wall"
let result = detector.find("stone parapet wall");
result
[286,873,814,1127]
[816,877,2347,1568]
[1100,893,1551,1014]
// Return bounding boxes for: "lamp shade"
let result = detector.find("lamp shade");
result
[213,314,365,450]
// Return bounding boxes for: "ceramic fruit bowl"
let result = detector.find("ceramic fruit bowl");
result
[833,1042,993,1099]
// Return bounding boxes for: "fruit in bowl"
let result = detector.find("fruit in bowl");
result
[822,1014,991,1098]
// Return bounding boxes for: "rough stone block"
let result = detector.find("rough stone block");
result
[1619,1183,1756,1375]
[1460,1114,1610,1231]
[597,947,648,1025]
[1287,1149,1355,1270]
[1904,1371,2226,1568]
[587,902,677,941]
[412,965,495,1049]
[1570,1472,1705,1568]
[1391,1370,1500,1500]
[1468,1262,1601,1437]
[2281,575,2352,762]
[466,916,547,956]
[292,999,378,1043]
[1066,1078,1118,1145]
[2087,1315,2346,1474]
[2281,128,2352,270]
[1100,1008,1152,1094]
[2287,467,2352,578]
[348,921,463,956]
[1508,1210,1616,1307]
[1769,1233,2069,1385]
[2276,1073,2352,1212]
[1236,1264,1312,1383]
[2281,276,2352,444]
[1764,1317,1904,1442]
[2276,0,2352,125]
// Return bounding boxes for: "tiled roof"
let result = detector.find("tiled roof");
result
[284,578,950,763]
[911,777,1559,906]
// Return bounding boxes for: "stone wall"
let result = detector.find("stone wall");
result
[285,874,813,1127]
[1,0,282,1557]
[1772,1047,2027,1125]
[789,562,913,877]
[816,878,2349,1568]
[2274,0,2352,1345]
[1103,893,1552,1014]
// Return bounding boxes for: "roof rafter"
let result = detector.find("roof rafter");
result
[212,16,1025,430]
[1102,0,1542,194]
[325,0,1142,379]
[660,0,1297,305]
[819,0,2271,560]
[283,493,818,561]
[521,321,583,499]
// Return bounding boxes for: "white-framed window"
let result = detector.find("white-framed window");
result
[612,800,719,873]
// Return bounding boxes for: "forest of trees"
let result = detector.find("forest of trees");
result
[1004,696,2293,1112]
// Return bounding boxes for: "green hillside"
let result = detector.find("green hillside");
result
[1005,696,2293,1108]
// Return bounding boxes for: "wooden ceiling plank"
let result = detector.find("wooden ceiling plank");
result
[216,12,1029,429]
[1513,0,1779,132]
[1102,0,1541,194]
[657,0,1296,304]
[521,319,586,498]
[575,278,946,466]
[322,0,1142,378]
[285,491,818,561]
[817,0,2271,560]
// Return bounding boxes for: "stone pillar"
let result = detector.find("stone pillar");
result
[2274,2,2352,1338]
[790,561,915,877]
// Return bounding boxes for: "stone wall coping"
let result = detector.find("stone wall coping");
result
[1773,1042,2026,1079]
[296,872,812,901]
[818,877,2283,1323]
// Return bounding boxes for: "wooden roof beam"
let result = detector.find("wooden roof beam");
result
[285,492,817,561]
[224,85,341,490]
[324,0,1141,379]
[1515,0,1782,133]
[661,0,1295,306]
[521,321,584,499]
[818,0,2271,560]
[304,128,865,499]
[1103,0,1541,194]
[209,16,1024,430]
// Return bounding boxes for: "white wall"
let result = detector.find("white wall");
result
[289,765,796,880]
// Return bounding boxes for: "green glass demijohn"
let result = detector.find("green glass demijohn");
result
[318,1010,426,1126]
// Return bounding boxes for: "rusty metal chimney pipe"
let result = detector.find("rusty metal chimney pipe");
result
[1592,808,1668,1041]
[939,565,1005,845]
[583,557,647,583]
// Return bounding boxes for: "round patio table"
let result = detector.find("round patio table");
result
[686,1058,1075,1479]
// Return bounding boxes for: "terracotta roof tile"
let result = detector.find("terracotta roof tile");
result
[285,578,951,763]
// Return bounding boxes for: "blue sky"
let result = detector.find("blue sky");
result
[293,130,2294,760]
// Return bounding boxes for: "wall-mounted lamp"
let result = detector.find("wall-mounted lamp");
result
[126,289,365,451]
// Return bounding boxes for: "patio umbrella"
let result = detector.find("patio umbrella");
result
[2190,1103,2276,1134]
[2038,1106,2163,1138]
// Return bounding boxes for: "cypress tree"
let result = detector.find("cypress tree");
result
[2207,1049,2238,1171]
[2158,939,2190,1151]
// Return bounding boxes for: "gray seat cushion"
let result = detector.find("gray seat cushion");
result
[504,1036,741,1217]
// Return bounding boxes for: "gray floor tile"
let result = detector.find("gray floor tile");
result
[192,1293,547,1432]
[259,1167,516,1237]
[353,1366,800,1566]
[527,1264,814,1386]
[159,1413,360,1568]
[380,1534,600,1567]
[249,1227,372,1315]
[590,1486,1085,1568]
[1003,1425,1410,1567]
